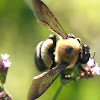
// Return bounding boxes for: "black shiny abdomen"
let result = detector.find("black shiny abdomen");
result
[34,41,48,71]
[34,34,56,71]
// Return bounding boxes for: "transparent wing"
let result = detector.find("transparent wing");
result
[31,0,68,39]
[27,63,69,100]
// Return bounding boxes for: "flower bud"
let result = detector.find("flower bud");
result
[0,54,12,84]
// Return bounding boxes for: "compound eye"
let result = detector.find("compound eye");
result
[66,46,73,53]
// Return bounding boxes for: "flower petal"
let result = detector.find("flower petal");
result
[3,59,12,67]
[87,58,95,66]
[1,54,10,60]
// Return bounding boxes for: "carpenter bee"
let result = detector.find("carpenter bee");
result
[27,0,90,100]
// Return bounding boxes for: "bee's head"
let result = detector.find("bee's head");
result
[78,44,90,64]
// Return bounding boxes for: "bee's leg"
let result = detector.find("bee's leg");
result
[61,71,66,79]
[76,63,89,78]
[76,63,86,72]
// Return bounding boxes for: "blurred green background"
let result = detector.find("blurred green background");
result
[0,0,100,100]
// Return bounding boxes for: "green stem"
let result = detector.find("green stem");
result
[53,85,63,100]
[0,82,4,92]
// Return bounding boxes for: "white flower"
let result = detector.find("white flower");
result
[92,63,100,75]
[1,54,10,60]
[3,59,12,67]
[1,53,12,67]
[87,58,95,66]
[84,58,100,76]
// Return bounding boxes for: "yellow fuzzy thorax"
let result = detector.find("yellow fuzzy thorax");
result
[55,38,80,68]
